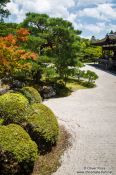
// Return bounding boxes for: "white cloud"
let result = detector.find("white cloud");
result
[67,13,78,28]
[78,3,116,21]
[7,0,76,23]
[78,22,116,39]
[97,3,116,19]
[106,23,116,32]
[78,22,106,33]
[6,0,116,39]
[77,0,113,7]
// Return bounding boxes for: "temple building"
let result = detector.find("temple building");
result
[91,32,116,70]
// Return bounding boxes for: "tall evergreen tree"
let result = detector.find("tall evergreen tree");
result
[22,13,81,82]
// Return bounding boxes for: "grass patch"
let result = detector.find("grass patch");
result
[29,77,95,99]
[66,78,96,91]
[66,80,86,91]
[81,81,96,88]
[32,126,71,175]
[53,78,86,97]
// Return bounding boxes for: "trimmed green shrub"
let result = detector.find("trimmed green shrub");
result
[21,86,42,104]
[26,103,59,154]
[54,81,71,97]
[0,92,30,124]
[0,124,38,175]
[84,70,98,83]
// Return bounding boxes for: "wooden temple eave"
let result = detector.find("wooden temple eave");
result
[102,44,116,50]
[91,34,116,47]
[91,33,116,70]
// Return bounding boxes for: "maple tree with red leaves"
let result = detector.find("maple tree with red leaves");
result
[0,28,39,79]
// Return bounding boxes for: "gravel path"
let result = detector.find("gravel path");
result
[44,65,116,175]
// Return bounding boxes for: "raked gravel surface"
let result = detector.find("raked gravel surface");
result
[44,65,116,175]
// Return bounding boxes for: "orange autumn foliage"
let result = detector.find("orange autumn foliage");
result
[16,28,30,42]
[0,28,38,78]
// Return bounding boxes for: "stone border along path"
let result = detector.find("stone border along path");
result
[44,65,116,175]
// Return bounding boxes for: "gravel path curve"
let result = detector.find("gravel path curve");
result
[44,65,116,175]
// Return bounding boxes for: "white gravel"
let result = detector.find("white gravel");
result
[44,65,116,175]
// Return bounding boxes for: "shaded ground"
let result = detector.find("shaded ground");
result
[32,126,70,175]
[44,65,116,175]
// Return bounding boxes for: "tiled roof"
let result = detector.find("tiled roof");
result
[91,33,116,46]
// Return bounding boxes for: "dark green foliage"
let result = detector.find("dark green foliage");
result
[22,13,49,54]
[73,67,98,83]
[0,124,38,175]
[0,22,18,36]
[81,81,96,88]
[43,66,58,81]
[50,25,79,81]
[74,69,85,82]
[21,86,42,104]
[23,13,49,32]
[72,68,98,87]
[21,13,81,82]
[26,103,59,154]
[54,80,71,97]
[0,92,30,124]
[84,70,99,83]
[39,55,54,63]
[79,38,102,63]
[26,35,45,53]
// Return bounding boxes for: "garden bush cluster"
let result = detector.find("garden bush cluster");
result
[21,86,42,104]
[74,69,98,87]
[26,103,59,154]
[0,124,38,175]
[0,93,30,124]
[0,87,59,175]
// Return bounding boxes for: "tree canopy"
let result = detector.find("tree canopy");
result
[0,22,18,36]
[79,38,102,63]
[21,13,82,81]
[0,12,100,84]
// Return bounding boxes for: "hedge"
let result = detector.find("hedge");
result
[0,92,31,124]
[21,86,42,104]
[0,124,38,175]
[26,103,59,154]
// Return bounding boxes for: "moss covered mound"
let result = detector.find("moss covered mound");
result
[0,92,30,124]
[0,124,38,175]
[26,103,59,154]
[21,86,42,104]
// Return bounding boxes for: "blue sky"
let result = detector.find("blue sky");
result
[6,0,116,39]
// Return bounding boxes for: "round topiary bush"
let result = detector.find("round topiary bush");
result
[21,86,42,104]
[0,92,30,124]
[0,124,38,175]
[26,103,59,154]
